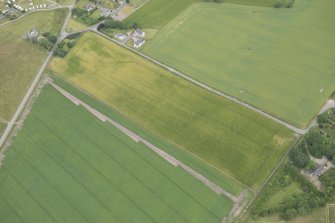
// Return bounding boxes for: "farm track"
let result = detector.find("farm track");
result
[48,79,241,205]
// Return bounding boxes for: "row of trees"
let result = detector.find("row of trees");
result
[72,7,104,26]
[98,18,137,31]
[274,0,294,8]
[54,35,79,57]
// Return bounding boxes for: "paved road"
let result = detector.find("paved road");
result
[94,30,335,135]
[0,2,75,150]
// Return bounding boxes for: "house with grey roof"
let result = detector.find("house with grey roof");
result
[115,33,127,41]
[134,28,145,38]
[85,2,96,12]
[133,39,145,48]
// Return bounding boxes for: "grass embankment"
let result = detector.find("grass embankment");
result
[0,85,233,222]
[142,0,335,127]
[0,9,67,136]
[49,32,295,188]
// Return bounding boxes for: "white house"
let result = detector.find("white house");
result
[27,28,39,39]
[133,39,145,48]
[134,28,145,38]
[85,2,96,12]
[115,33,127,41]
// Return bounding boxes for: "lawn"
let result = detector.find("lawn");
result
[49,32,295,188]
[0,85,233,223]
[124,0,195,29]
[0,9,67,136]
[263,182,301,208]
[142,0,335,128]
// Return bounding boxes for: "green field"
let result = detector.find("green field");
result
[49,32,295,188]
[142,0,335,127]
[124,0,195,29]
[50,74,246,196]
[0,85,233,222]
[0,9,67,136]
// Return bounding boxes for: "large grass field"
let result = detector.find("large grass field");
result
[142,0,335,127]
[0,9,67,136]
[0,85,233,222]
[49,32,295,188]
[124,0,195,29]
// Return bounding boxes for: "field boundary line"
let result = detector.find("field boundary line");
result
[50,74,252,192]
[48,80,242,204]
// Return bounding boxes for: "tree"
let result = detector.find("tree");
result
[320,169,335,201]
[317,113,328,127]
[289,143,310,168]
[280,209,297,220]
[305,128,326,158]
[47,35,57,44]
[305,160,318,171]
